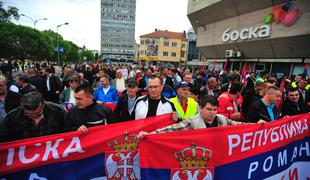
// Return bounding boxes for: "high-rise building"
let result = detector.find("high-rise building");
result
[101,0,136,62]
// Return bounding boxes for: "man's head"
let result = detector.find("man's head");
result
[21,92,44,120]
[287,88,299,103]
[294,74,302,83]
[183,73,192,84]
[100,76,110,88]
[207,77,217,89]
[229,82,242,98]
[264,86,282,104]
[74,83,94,109]
[148,75,163,100]
[176,81,189,99]
[171,69,178,76]
[116,69,123,79]
[126,78,138,97]
[145,68,152,77]
[26,68,36,77]
[298,75,307,90]
[16,74,29,87]
[199,95,219,122]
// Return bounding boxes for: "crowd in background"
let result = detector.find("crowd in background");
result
[0,59,309,142]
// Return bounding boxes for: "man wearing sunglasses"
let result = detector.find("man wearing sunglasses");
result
[0,91,65,142]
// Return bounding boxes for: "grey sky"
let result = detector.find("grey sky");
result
[5,0,191,50]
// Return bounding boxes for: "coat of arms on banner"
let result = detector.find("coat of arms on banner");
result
[171,143,214,180]
[105,132,140,180]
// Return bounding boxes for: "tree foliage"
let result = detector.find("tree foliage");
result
[0,1,20,23]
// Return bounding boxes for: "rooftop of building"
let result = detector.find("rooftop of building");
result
[140,29,187,41]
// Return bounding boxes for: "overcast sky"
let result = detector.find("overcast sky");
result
[4,0,192,51]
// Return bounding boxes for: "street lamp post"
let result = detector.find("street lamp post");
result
[56,22,69,66]
[20,14,47,29]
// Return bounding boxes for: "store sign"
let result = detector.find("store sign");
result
[222,25,270,43]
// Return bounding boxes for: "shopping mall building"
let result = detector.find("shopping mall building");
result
[187,0,310,75]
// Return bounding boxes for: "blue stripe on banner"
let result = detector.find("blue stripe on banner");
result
[141,168,170,180]
[215,137,310,179]
[2,153,106,180]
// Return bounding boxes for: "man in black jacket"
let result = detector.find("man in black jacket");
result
[43,67,62,103]
[281,87,309,117]
[64,83,113,133]
[27,68,45,94]
[113,78,140,123]
[0,91,65,142]
[246,86,282,123]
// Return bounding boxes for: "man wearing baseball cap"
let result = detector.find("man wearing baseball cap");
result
[169,81,199,120]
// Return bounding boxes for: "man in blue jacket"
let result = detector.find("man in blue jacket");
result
[93,75,119,104]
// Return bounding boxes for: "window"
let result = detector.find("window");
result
[140,50,144,55]
[163,52,169,56]
[181,51,185,58]
[140,40,144,45]
[181,43,185,48]
[164,41,169,46]
[171,52,177,57]
[172,42,177,47]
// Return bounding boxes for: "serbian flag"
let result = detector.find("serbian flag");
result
[200,56,206,72]
[222,60,228,71]
[304,63,308,75]
[241,62,247,85]
[139,114,310,179]
[0,114,174,179]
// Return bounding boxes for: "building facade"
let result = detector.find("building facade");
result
[138,29,188,65]
[187,0,310,75]
[101,0,136,62]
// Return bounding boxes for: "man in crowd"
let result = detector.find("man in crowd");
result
[64,83,113,133]
[115,69,126,93]
[44,67,62,103]
[16,74,37,96]
[200,77,220,98]
[246,86,282,123]
[297,75,310,103]
[93,75,119,104]
[113,78,140,122]
[170,81,199,120]
[133,75,177,121]
[217,82,243,121]
[136,95,265,139]
[281,87,309,116]
[171,69,182,88]
[27,68,45,94]
[0,91,65,142]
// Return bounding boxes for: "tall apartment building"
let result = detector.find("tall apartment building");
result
[101,0,136,62]
[139,29,188,65]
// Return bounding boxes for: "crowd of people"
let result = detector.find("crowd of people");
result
[0,60,309,142]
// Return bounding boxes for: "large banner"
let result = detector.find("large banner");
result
[140,114,310,180]
[0,114,174,179]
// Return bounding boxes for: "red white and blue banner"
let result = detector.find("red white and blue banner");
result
[0,114,174,179]
[139,114,310,180]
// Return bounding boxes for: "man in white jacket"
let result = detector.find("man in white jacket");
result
[133,75,177,121]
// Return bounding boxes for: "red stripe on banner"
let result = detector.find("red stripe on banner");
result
[140,114,310,169]
[0,114,174,175]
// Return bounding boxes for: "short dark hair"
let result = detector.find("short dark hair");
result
[16,74,30,83]
[199,95,219,108]
[74,82,93,96]
[229,82,243,94]
[20,92,44,110]
[149,74,163,85]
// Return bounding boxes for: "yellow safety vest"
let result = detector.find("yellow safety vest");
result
[170,97,197,119]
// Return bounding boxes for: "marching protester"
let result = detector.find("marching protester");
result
[133,75,178,121]
[246,86,282,123]
[93,75,119,104]
[113,78,140,122]
[59,72,81,109]
[43,67,63,103]
[0,91,65,142]
[64,83,113,133]
[281,87,309,116]
[136,95,265,140]
[169,81,199,120]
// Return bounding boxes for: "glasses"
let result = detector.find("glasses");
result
[24,106,44,118]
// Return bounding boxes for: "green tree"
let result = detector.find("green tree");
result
[80,50,95,62]
[0,1,19,22]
